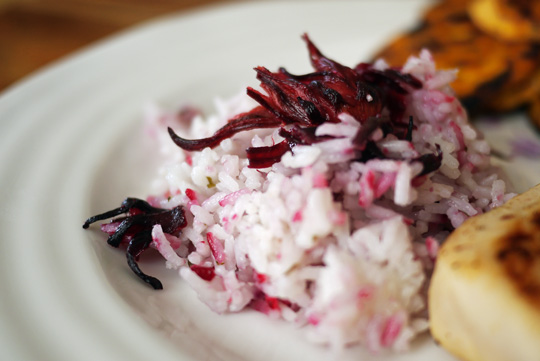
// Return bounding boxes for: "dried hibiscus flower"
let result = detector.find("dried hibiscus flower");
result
[83,198,187,289]
[84,34,441,290]
[168,34,425,168]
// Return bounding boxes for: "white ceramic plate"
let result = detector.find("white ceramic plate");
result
[2,1,540,360]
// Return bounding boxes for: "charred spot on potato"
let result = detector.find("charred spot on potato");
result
[497,246,533,264]
[522,284,540,298]
[497,249,534,285]
[532,211,540,226]
[496,223,540,305]
[508,231,533,243]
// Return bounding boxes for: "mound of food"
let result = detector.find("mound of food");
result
[84,35,513,352]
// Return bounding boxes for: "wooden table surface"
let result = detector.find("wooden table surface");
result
[0,0,236,91]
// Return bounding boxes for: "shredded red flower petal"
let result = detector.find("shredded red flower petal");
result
[167,33,424,169]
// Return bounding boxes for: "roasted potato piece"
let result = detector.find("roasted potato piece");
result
[429,183,540,361]
[469,0,540,42]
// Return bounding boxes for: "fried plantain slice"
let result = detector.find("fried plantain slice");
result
[373,1,505,99]
[372,0,540,118]
[468,0,540,42]
[486,64,540,113]
[429,183,540,361]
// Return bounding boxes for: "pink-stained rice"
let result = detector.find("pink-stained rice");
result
[142,50,514,353]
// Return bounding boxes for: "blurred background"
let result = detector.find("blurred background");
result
[3,0,540,128]
[0,0,242,90]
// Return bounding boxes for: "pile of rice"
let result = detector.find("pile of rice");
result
[142,50,513,352]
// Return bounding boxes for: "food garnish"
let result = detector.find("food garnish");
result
[168,34,426,169]
[83,198,187,289]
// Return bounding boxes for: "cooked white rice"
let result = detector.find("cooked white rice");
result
[142,50,514,352]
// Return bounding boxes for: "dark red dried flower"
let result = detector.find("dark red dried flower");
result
[83,198,187,289]
[168,34,423,168]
